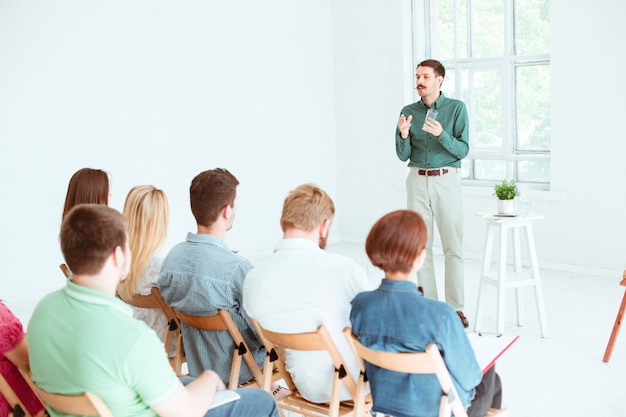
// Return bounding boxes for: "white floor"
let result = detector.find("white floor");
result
[5,241,626,417]
[326,242,626,417]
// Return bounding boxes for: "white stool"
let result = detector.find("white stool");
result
[473,212,548,337]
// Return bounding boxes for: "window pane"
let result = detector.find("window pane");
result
[517,159,550,183]
[431,0,468,59]
[514,0,550,55]
[474,159,506,181]
[467,68,502,150]
[516,64,550,151]
[461,159,470,178]
[470,0,504,57]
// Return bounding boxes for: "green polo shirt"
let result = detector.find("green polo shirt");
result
[395,92,470,169]
[27,280,179,417]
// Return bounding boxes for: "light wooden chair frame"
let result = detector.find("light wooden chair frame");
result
[18,365,113,417]
[59,264,71,279]
[174,309,265,389]
[343,327,467,417]
[118,287,184,375]
[251,318,370,417]
[603,270,626,362]
[0,372,42,417]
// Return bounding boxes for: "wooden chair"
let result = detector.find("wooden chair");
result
[343,328,509,417]
[118,287,184,375]
[18,365,113,417]
[174,309,265,389]
[59,264,71,278]
[603,270,626,362]
[343,327,467,417]
[0,372,36,417]
[251,318,370,417]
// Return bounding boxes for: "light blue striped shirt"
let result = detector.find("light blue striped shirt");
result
[157,232,266,385]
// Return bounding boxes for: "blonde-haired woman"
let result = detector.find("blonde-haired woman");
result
[118,185,169,343]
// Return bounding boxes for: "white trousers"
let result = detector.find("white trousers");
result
[406,169,465,310]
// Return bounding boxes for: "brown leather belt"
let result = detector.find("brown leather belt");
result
[417,168,450,176]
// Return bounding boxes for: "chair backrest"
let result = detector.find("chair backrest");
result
[150,287,182,367]
[0,372,33,417]
[174,309,263,388]
[18,365,114,417]
[117,287,183,374]
[118,289,160,309]
[251,318,369,417]
[59,263,71,278]
[343,327,468,417]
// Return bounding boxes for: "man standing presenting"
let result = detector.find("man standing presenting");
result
[396,59,470,327]
[28,204,278,417]
[158,168,266,386]
[243,184,373,403]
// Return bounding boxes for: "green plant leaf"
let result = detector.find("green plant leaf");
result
[493,180,518,200]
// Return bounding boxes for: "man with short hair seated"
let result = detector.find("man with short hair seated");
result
[27,204,279,417]
[158,168,266,387]
[243,184,373,403]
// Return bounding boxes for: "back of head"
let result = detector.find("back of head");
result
[62,168,110,219]
[281,183,335,232]
[366,210,427,274]
[190,168,239,227]
[119,185,169,299]
[61,204,127,276]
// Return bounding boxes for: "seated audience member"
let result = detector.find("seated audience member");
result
[118,185,170,344]
[62,167,110,219]
[350,210,505,417]
[243,183,373,403]
[0,302,45,417]
[158,168,265,386]
[27,204,278,417]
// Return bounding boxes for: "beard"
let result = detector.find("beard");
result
[318,235,327,250]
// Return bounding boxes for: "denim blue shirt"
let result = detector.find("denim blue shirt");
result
[350,279,481,417]
[157,233,266,385]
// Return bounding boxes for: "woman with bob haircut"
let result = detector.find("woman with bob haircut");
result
[350,210,505,417]
[62,168,110,219]
[118,185,170,343]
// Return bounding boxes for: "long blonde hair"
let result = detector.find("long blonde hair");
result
[118,185,169,300]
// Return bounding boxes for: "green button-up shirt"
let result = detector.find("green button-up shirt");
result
[395,92,469,169]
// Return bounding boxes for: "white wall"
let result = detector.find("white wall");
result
[0,0,338,299]
[2,0,626,310]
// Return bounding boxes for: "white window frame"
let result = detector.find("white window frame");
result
[411,0,551,189]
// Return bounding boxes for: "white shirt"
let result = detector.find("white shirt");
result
[243,238,373,403]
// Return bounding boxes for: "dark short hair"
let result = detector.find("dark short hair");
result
[417,59,446,79]
[190,168,239,227]
[281,184,335,232]
[62,168,109,219]
[60,204,127,275]
[366,210,427,274]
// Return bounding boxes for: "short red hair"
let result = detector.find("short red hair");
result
[366,210,427,274]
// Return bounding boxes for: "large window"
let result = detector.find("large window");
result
[413,0,550,188]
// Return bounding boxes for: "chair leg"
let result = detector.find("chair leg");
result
[603,289,626,362]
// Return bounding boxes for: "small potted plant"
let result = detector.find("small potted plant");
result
[494,179,518,214]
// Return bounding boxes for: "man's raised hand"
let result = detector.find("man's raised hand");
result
[398,114,413,139]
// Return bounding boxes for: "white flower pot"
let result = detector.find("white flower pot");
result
[497,199,515,215]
